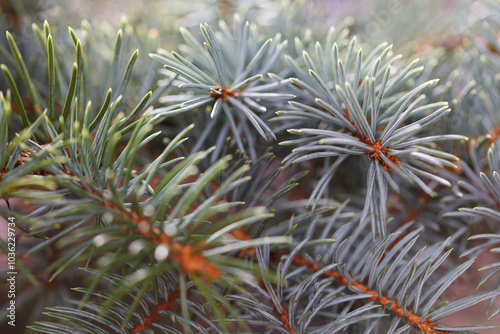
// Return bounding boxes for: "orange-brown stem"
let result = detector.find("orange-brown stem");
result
[4,149,221,281]
[210,86,240,101]
[116,208,221,280]
[487,123,500,145]
[290,255,449,334]
[343,110,401,171]
[0,150,48,182]
[231,228,447,334]
[131,289,181,334]
[260,282,294,333]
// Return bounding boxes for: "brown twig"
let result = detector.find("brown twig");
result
[3,147,222,281]
[210,86,241,101]
[131,289,181,334]
[102,198,221,280]
[486,123,500,145]
[232,226,448,333]
[290,255,449,334]
[343,109,401,171]
[260,282,294,333]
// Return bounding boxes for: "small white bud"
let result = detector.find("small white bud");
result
[143,205,155,217]
[163,223,177,237]
[125,268,149,286]
[93,234,107,247]
[96,254,113,267]
[128,240,147,254]
[187,165,199,176]
[102,189,112,200]
[102,212,114,224]
[154,244,170,261]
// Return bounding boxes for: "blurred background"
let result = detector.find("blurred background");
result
[0,0,474,52]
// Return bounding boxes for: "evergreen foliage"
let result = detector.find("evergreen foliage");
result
[2,1,500,333]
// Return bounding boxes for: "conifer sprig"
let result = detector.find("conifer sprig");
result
[151,17,293,161]
[278,37,467,235]
[2,1,500,333]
